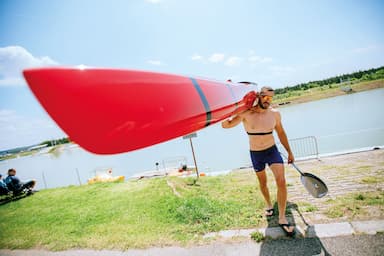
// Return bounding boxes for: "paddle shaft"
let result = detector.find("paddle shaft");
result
[280,153,304,176]
[290,162,305,176]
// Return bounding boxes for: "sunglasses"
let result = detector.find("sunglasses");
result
[260,95,273,101]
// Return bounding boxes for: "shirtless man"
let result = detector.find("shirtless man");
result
[221,86,295,236]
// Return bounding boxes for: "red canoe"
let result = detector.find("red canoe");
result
[23,67,257,154]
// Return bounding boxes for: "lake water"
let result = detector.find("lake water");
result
[1,88,383,190]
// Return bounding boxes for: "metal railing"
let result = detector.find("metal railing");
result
[277,136,319,160]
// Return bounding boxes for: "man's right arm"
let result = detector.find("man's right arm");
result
[221,114,244,129]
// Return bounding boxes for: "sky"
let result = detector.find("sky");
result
[0,0,384,150]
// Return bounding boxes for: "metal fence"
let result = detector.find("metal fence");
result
[40,168,83,189]
[277,136,319,160]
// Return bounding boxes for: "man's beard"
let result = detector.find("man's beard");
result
[258,100,269,109]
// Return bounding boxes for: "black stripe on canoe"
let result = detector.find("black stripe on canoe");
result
[190,78,212,127]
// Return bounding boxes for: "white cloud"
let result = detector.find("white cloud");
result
[191,54,203,61]
[0,109,65,150]
[225,56,242,67]
[208,53,225,63]
[352,44,379,54]
[145,0,162,4]
[248,55,273,63]
[0,46,58,87]
[147,60,164,66]
[269,65,296,76]
[193,51,273,68]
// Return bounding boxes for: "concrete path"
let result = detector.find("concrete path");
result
[1,220,383,256]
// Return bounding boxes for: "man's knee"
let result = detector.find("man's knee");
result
[275,176,286,187]
[256,170,268,187]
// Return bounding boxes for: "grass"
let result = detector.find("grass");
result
[250,231,265,242]
[0,150,36,161]
[0,172,269,250]
[297,202,318,213]
[324,191,384,219]
[360,176,384,184]
[1,163,383,251]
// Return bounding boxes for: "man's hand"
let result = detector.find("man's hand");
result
[221,114,242,128]
[287,153,295,164]
[244,91,258,109]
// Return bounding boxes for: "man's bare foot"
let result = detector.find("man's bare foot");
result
[265,208,274,217]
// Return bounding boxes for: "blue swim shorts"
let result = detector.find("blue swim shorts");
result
[250,145,284,172]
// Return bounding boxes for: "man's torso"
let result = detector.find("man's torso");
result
[242,107,277,151]
[5,176,21,191]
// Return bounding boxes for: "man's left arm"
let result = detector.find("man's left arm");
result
[274,111,295,163]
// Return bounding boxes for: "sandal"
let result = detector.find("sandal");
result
[265,208,274,217]
[279,223,295,237]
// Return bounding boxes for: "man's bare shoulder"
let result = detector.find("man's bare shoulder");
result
[240,109,253,117]
[270,107,282,123]
[270,107,282,116]
[270,107,280,113]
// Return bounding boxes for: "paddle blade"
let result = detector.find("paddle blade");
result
[301,173,328,198]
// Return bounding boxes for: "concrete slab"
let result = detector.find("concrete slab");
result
[203,220,384,240]
[351,220,384,235]
[309,222,354,238]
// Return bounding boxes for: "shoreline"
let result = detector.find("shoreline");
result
[274,79,384,107]
[132,145,384,180]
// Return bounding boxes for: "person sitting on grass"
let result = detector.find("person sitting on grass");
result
[4,168,36,195]
[0,174,11,196]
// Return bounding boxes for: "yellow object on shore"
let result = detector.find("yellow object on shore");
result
[87,169,125,184]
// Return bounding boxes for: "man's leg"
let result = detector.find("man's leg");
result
[21,180,36,191]
[269,163,294,232]
[255,170,273,211]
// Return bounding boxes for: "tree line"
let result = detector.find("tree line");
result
[39,137,71,147]
[274,66,384,95]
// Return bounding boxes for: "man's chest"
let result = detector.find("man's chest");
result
[245,112,276,130]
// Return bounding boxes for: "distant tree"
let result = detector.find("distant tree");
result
[39,137,71,147]
[275,65,383,95]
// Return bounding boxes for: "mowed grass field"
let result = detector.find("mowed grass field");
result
[1,165,383,251]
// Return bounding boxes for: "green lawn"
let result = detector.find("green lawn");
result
[0,173,266,250]
[1,171,382,250]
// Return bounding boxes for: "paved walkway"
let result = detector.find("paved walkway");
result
[1,220,383,256]
[233,148,383,231]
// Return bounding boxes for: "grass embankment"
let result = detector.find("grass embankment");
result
[1,170,383,251]
[0,145,63,161]
[274,79,384,106]
[0,174,265,250]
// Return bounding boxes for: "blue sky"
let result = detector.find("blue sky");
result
[1,0,383,150]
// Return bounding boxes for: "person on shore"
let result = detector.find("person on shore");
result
[4,168,36,195]
[221,86,295,236]
[0,174,11,195]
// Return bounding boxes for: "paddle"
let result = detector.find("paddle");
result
[290,162,328,198]
[282,154,328,198]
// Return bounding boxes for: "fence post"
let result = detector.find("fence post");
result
[311,136,320,159]
[42,171,48,189]
[76,168,82,185]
